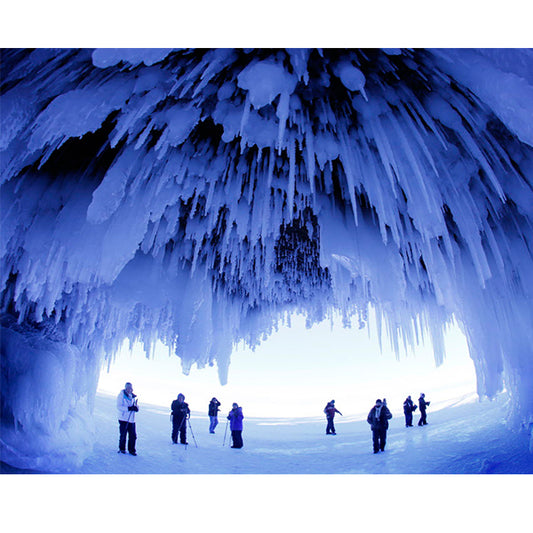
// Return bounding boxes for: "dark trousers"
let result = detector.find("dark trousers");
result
[326,417,336,434]
[418,410,427,425]
[372,428,387,452]
[119,420,136,453]
[172,416,187,443]
[405,411,413,426]
[231,430,243,448]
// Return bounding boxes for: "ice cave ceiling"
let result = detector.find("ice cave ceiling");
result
[1,48,533,427]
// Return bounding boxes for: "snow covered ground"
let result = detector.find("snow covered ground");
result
[21,391,531,475]
[2,390,532,533]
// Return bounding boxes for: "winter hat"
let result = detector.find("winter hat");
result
[178,393,185,400]
[376,399,382,404]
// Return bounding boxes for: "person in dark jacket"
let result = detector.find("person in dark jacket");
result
[324,400,343,435]
[418,393,430,426]
[403,395,417,427]
[227,402,244,448]
[208,397,221,433]
[367,398,393,453]
[171,393,190,444]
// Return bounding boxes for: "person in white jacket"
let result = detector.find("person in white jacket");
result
[117,382,139,455]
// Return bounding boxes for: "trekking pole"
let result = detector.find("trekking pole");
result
[177,415,187,446]
[223,419,229,447]
[187,418,198,448]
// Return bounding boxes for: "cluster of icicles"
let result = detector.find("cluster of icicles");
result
[1,48,533,423]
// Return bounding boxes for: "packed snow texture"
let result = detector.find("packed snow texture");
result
[4,391,532,474]
[1,48,533,469]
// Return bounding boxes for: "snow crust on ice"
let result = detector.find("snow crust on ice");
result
[237,59,297,108]
[91,48,175,68]
[1,48,533,469]
[5,391,531,474]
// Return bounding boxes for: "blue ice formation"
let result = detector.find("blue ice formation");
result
[1,48,533,469]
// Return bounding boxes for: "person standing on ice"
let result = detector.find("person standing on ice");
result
[208,397,221,433]
[171,393,190,444]
[403,395,417,427]
[117,382,139,455]
[227,402,244,448]
[367,398,392,453]
[418,393,430,426]
[324,400,343,435]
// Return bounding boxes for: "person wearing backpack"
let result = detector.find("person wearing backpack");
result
[367,398,392,453]
[418,393,430,426]
[324,400,343,435]
[208,397,221,433]
[403,395,417,427]
[171,393,190,444]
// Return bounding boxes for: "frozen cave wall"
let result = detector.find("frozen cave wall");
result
[1,48,533,468]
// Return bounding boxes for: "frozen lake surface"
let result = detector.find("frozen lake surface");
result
[61,391,533,474]
[2,391,532,533]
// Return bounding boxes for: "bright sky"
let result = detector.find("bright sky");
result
[98,312,477,418]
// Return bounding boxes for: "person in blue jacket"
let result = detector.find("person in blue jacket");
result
[227,402,244,448]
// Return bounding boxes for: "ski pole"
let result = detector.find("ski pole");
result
[174,415,187,444]
[187,418,198,448]
[223,419,229,447]
[181,417,189,450]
